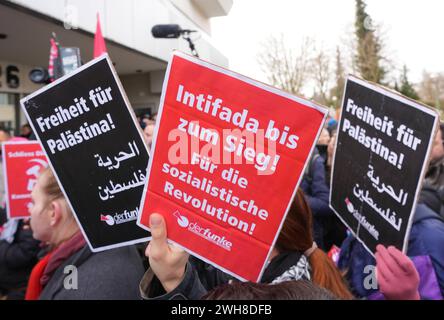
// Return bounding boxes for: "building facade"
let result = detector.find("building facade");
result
[0,0,232,135]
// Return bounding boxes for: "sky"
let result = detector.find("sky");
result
[210,0,444,89]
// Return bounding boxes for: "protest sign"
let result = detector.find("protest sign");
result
[21,54,151,251]
[2,141,48,219]
[138,51,327,282]
[330,75,439,255]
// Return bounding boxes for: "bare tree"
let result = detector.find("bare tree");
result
[418,71,444,114]
[257,34,314,95]
[311,45,332,106]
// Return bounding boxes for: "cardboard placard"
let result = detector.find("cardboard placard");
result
[2,141,48,219]
[138,51,327,282]
[20,54,151,251]
[330,75,439,255]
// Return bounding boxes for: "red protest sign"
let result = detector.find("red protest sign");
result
[2,141,48,219]
[138,51,327,282]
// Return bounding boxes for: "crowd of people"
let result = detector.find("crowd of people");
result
[0,110,443,301]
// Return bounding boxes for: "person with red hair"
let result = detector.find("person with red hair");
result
[140,189,354,300]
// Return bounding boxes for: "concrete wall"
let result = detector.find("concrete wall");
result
[7,0,230,67]
[120,73,162,113]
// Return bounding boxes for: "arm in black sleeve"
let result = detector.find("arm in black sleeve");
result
[305,157,332,217]
[0,223,40,269]
[140,262,208,300]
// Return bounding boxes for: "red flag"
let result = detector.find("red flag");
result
[93,13,108,58]
[48,37,57,81]
[48,34,63,81]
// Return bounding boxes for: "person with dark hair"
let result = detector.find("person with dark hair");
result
[0,127,11,143]
[140,189,354,300]
[202,280,338,300]
[300,154,330,250]
[301,129,335,251]
[322,132,347,251]
[325,131,337,187]
[316,128,330,161]
[20,124,33,139]
[0,219,41,300]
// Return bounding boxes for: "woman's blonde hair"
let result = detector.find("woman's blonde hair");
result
[38,168,72,219]
[39,167,64,200]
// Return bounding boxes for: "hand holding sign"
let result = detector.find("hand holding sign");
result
[330,75,439,254]
[138,51,327,282]
[21,55,150,251]
[146,213,189,293]
[375,245,420,300]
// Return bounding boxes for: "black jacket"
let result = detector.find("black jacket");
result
[0,220,40,297]
[0,207,7,226]
[39,245,145,300]
[419,158,444,219]
[140,252,309,300]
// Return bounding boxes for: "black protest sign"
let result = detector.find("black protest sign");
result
[21,55,151,251]
[330,75,438,255]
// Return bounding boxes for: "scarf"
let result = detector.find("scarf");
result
[25,252,53,300]
[261,251,311,284]
[25,231,86,300]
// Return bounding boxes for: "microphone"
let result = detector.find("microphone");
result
[151,24,196,39]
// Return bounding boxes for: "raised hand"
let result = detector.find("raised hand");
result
[375,245,420,300]
[145,213,189,293]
